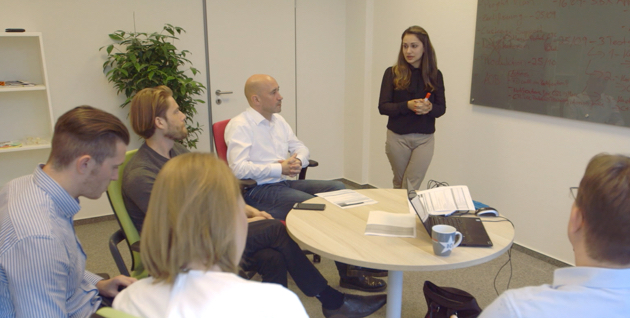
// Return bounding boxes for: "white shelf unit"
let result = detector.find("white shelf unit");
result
[0,84,47,92]
[0,32,54,150]
[0,32,55,184]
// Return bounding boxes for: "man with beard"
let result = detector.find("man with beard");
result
[121,86,387,318]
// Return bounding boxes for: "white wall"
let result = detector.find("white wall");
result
[296,0,346,179]
[0,0,209,219]
[344,0,630,264]
[343,0,373,185]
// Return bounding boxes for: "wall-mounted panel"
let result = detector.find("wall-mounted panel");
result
[471,0,630,127]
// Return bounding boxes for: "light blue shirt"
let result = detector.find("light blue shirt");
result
[480,266,630,318]
[0,165,103,318]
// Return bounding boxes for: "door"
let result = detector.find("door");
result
[206,0,296,136]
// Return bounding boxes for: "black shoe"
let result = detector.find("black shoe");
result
[322,294,387,318]
[347,265,388,277]
[339,275,387,292]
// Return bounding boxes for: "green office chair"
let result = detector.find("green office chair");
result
[91,307,140,318]
[106,149,148,279]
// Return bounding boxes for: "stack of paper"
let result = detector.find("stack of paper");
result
[364,211,416,238]
[315,189,377,208]
[411,185,475,216]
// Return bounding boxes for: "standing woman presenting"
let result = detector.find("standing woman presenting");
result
[379,25,446,190]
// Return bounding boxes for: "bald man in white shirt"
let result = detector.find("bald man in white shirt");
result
[225,74,346,221]
[225,74,388,293]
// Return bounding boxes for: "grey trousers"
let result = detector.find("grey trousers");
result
[385,129,434,190]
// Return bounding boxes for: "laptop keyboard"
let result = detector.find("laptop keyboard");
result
[430,216,472,241]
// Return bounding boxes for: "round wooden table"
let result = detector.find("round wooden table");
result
[286,189,515,318]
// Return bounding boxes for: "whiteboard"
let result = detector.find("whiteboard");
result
[470,0,630,128]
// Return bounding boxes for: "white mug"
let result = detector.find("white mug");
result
[431,225,463,256]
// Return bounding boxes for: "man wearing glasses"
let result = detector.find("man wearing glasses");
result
[480,153,630,317]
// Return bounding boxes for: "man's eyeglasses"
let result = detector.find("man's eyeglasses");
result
[570,187,578,200]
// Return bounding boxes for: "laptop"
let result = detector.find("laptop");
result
[409,194,493,247]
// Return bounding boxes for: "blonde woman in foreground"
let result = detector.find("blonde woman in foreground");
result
[113,153,308,317]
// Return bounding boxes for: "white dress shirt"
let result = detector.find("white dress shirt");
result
[114,270,308,318]
[225,107,309,185]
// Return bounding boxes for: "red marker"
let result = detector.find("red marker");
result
[424,92,431,101]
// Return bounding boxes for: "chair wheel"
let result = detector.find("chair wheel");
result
[313,254,321,263]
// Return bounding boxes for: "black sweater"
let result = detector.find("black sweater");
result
[378,66,446,135]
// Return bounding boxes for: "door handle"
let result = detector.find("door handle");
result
[215,90,233,105]
[216,90,233,95]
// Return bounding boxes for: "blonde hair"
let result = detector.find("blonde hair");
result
[140,153,243,284]
[129,86,173,139]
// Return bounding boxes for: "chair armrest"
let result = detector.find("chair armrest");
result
[299,159,319,180]
[130,241,141,253]
[240,179,257,191]
[109,229,131,277]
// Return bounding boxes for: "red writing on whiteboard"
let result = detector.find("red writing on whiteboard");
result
[616,82,630,93]
[478,0,509,11]
[533,11,557,19]
[508,86,572,102]
[507,70,530,77]
[553,0,587,8]
[529,57,556,67]
[484,73,501,85]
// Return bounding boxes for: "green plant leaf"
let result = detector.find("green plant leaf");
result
[101,24,205,148]
[109,34,123,41]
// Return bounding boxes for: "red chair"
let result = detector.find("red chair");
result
[211,119,230,162]
[212,119,256,190]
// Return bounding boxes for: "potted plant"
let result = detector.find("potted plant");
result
[100,24,205,149]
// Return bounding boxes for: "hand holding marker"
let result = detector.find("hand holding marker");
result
[416,92,431,115]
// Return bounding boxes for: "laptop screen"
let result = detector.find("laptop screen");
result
[410,195,429,223]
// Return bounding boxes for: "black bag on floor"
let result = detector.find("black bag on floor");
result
[423,280,482,318]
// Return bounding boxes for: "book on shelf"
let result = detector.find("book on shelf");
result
[0,80,36,87]
[0,141,22,149]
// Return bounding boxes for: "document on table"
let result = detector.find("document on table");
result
[364,211,416,238]
[315,189,377,208]
[412,185,475,216]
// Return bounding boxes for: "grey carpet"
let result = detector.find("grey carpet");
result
[76,217,562,318]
